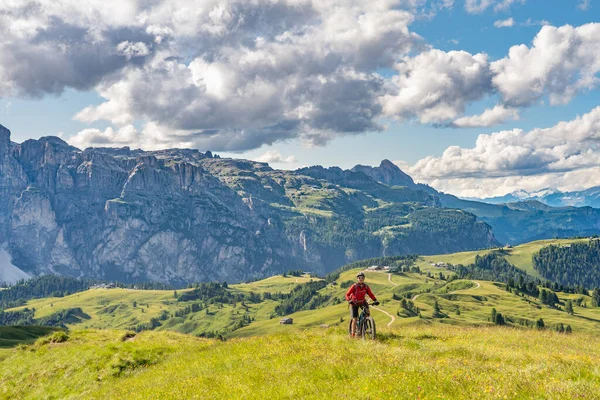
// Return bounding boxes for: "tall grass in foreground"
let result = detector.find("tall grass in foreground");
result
[1,324,600,399]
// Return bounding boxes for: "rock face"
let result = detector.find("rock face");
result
[351,159,416,187]
[0,126,502,284]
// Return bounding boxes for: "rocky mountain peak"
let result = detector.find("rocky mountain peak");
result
[351,159,415,187]
[379,159,398,169]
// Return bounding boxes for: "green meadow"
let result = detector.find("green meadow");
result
[3,237,600,398]
[5,237,600,338]
[2,325,600,399]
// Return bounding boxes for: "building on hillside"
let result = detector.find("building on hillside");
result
[382,266,391,271]
[280,318,293,325]
[434,262,448,268]
[368,265,381,271]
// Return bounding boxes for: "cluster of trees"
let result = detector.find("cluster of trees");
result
[0,308,34,325]
[539,289,560,307]
[0,276,94,309]
[0,307,87,327]
[282,270,304,277]
[490,308,505,325]
[174,303,203,317]
[127,282,175,290]
[274,281,329,316]
[130,318,162,332]
[533,241,600,287]
[452,252,527,283]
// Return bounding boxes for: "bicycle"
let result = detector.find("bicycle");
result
[348,301,378,340]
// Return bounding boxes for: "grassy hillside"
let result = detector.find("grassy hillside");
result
[4,237,600,344]
[417,237,589,278]
[2,325,600,399]
[0,326,59,361]
[6,238,600,339]
[3,239,600,397]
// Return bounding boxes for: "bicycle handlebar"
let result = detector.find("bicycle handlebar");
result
[348,300,380,306]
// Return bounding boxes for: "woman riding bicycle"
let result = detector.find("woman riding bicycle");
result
[345,271,378,337]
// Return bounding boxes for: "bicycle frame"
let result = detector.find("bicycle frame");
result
[356,303,371,333]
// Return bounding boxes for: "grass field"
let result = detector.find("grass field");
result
[2,325,600,399]
[3,238,600,398]
[0,326,59,361]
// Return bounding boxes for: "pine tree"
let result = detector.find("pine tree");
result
[536,318,545,330]
[433,300,442,317]
[490,308,497,323]
[566,325,573,334]
[565,299,574,315]
[592,288,600,307]
[495,313,505,325]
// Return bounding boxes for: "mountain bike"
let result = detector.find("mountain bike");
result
[348,301,378,340]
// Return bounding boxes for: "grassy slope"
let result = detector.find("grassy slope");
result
[4,238,600,339]
[417,238,588,278]
[0,326,59,361]
[2,326,600,399]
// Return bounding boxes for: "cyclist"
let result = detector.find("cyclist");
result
[345,271,378,337]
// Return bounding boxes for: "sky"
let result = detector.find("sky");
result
[0,0,599,198]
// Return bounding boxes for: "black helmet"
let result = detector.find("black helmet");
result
[356,272,365,278]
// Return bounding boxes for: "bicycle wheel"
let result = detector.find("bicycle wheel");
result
[361,317,376,340]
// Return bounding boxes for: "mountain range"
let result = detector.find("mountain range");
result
[466,187,600,208]
[2,123,600,284]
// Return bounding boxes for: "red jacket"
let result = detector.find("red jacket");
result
[345,283,377,304]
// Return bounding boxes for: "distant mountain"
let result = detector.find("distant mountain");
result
[468,187,600,208]
[0,126,498,284]
[3,122,600,284]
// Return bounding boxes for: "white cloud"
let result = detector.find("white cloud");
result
[491,23,600,107]
[382,49,492,123]
[255,150,296,164]
[408,106,600,196]
[494,18,515,28]
[116,41,150,60]
[452,105,519,127]
[578,0,590,10]
[1,2,599,154]
[59,0,420,151]
[465,0,525,13]
[522,18,550,27]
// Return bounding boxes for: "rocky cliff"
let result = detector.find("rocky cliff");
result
[0,125,501,284]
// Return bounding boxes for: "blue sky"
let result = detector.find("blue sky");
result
[0,0,598,197]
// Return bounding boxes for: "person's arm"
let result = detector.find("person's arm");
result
[345,284,355,301]
[366,285,377,301]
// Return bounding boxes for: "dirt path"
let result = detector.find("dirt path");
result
[372,306,396,328]
[387,273,398,286]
